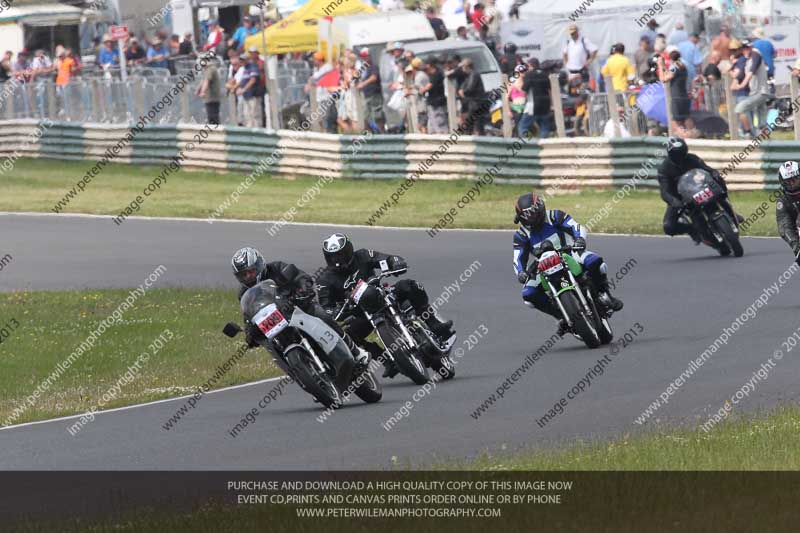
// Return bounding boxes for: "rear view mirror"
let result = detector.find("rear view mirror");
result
[223,322,242,338]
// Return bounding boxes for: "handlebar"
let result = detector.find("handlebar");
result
[333,268,407,321]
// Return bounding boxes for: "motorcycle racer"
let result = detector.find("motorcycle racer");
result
[776,161,800,266]
[316,233,455,377]
[513,192,623,336]
[657,136,740,241]
[231,247,369,366]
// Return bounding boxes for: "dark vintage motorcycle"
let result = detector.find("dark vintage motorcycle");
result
[223,280,382,409]
[677,168,743,257]
[335,267,457,385]
[527,243,615,349]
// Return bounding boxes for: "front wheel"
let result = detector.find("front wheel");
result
[353,366,383,403]
[558,291,601,349]
[714,214,744,257]
[376,323,429,385]
[285,347,341,408]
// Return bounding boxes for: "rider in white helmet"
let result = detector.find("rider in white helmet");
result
[776,161,800,265]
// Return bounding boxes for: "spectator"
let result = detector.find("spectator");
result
[732,40,770,137]
[518,57,551,138]
[604,106,631,138]
[499,42,522,77]
[640,19,659,46]
[659,47,696,137]
[458,58,486,135]
[230,16,257,51]
[203,19,223,52]
[425,7,449,40]
[179,33,195,56]
[337,57,359,133]
[13,51,31,82]
[711,25,731,70]
[55,47,76,86]
[677,32,703,90]
[562,23,598,84]
[456,26,468,41]
[702,51,722,81]
[470,3,486,36]
[356,49,384,133]
[146,37,170,69]
[728,39,751,133]
[237,54,262,128]
[751,27,775,79]
[226,55,244,126]
[792,58,800,79]
[421,58,448,134]
[125,38,146,65]
[309,51,338,133]
[31,49,54,81]
[667,22,688,46]
[483,0,502,39]
[405,57,429,133]
[0,51,12,84]
[97,35,119,68]
[634,36,653,80]
[169,35,181,56]
[601,43,635,92]
[195,53,221,125]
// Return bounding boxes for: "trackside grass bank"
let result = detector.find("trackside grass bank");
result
[0,158,781,236]
[0,288,280,426]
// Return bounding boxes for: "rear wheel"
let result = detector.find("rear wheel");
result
[430,356,456,381]
[285,347,341,408]
[376,323,429,385]
[559,291,601,349]
[715,215,744,257]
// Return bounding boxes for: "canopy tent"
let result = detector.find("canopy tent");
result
[245,0,376,55]
[517,0,685,62]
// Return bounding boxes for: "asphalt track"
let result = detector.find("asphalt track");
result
[1,213,799,470]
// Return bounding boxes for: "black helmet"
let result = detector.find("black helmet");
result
[666,136,688,164]
[778,161,800,201]
[514,192,546,229]
[503,42,517,55]
[323,233,355,270]
[232,246,265,288]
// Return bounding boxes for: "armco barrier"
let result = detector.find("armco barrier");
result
[0,119,789,191]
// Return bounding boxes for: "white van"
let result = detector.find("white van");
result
[404,39,502,92]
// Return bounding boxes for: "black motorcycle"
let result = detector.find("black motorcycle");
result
[677,168,743,257]
[224,280,382,409]
[335,268,456,385]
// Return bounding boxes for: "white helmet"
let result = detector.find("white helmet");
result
[778,161,800,200]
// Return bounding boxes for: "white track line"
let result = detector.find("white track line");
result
[0,211,780,239]
[0,376,283,432]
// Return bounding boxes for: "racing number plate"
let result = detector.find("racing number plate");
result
[692,187,714,205]
[538,252,564,276]
[351,279,369,304]
[252,303,288,340]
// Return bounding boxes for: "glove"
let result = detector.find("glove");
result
[517,271,529,284]
[572,237,586,253]
[390,256,407,271]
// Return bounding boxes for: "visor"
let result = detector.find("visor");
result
[328,249,352,267]
[784,175,800,192]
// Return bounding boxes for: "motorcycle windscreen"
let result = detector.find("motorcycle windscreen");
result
[677,169,724,205]
[240,281,280,322]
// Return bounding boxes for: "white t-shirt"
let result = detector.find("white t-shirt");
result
[603,119,631,138]
[562,35,598,71]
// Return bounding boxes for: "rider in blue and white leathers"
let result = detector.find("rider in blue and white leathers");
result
[513,192,623,334]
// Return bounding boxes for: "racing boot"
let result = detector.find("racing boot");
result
[423,306,455,340]
[594,275,623,312]
[381,355,400,379]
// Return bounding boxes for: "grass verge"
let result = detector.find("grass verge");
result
[1,158,780,236]
[0,288,279,426]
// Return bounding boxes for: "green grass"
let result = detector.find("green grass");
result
[0,288,279,425]
[448,405,800,470]
[0,158,780,236]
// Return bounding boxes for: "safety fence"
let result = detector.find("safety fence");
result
[0,119,793,190]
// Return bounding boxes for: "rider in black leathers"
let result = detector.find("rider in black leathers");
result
[657,136,739,241]
[316,233,455,377]
[231,247,369,366]
[775,161,800,265]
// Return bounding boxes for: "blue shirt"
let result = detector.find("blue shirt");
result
[677,40,702,88]
[640,29,657,46]
[732,55,749,97]
[241,62,261,98]
[231,25,257,49]
[667,30,688,45]
[146,45,169,69]
[97,47,119,67]
[752,39,775,77]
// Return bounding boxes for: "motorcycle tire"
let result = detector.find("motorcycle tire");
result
[285,347,341,409]
[430,355,456,381]
[714,215,744,257]
[353,366,383,404]
[376,323,429,385]
[559,291,601,349]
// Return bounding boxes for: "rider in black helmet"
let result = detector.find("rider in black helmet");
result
[499,41,522,76]
[775,161,800,265]
[231,246,369,365]
[657,136,740,242]
[316,233,455,378]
